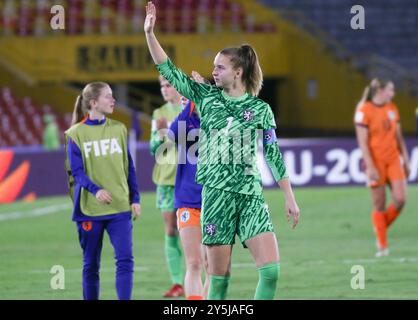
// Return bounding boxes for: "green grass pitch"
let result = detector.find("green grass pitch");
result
[0,186,417,300]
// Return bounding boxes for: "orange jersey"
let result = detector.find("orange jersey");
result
[354,101,400,162]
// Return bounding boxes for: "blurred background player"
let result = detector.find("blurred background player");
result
[42,113,60,150]
[169,72,210,300]
[144,1,300,300]
[150,75,185,297]
[65,82,141,300]
[354,78,410,257]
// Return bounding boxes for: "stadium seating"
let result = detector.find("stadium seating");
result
[260,0,418,75]
[0,0,275,36]
[0,87,71,147]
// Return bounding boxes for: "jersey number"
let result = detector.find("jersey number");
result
[225,117,234,133]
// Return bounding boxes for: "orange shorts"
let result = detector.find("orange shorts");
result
[368,156,406,188]
[176,208,201,230]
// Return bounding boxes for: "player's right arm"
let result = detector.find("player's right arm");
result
[144,1,213,106]
[144,2,167,64]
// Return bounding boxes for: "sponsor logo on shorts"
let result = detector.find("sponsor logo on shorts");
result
[181,210,190,222]
[205,223,217,236]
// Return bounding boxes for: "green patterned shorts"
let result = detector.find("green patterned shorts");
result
[156,185,175,212]
[201,186,274,247]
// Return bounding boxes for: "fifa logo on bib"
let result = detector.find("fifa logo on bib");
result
[83,138,122,158]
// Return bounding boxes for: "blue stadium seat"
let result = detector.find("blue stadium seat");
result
[259,0,418,75]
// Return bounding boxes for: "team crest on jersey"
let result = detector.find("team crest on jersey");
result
[354,111,364,123]
[205,223,217,236]
[388,111,395,121]
[243,110,254,122]
[180,210,190,223]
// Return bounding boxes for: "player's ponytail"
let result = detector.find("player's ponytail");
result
[70,82,109,126]
[71,95,84,126]
[356,78,392,110]
[240,44,263,97]
[220,44,263,96]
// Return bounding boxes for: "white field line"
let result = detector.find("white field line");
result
[28,258,418,276]
[0,203,71,222]
[28,266,150,274]
[2,205,417,269]
[341,257,418,264]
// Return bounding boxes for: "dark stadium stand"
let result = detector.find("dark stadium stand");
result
[0,0,416,146]
[260,0,418,74]
[0,0,278,147]
[0,0,276,36]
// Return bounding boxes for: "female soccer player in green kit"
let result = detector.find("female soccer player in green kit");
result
[144,1,300,300]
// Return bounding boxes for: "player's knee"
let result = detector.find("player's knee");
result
[165,225,178,236]
[163,212,177,233]
[186,258,203,273]
[210,266,231,277]
[393,196,406,210]
[203,258,209,272]
[373,203,386,212]
[115,256,134,273]
[83,262,100,277]
[258,263,279,283]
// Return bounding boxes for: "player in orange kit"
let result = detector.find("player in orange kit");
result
[354,78,410,257]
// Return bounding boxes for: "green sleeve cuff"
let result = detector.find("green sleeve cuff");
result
[149,131,164,155]
[264,143,288,182]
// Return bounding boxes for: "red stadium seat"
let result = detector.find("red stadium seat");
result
[0,87,66,147]
[0,0,275,36]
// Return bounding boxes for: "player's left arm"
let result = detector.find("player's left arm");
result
[263,129,288,181]
[124,121,141,220]
[263,129,300,228]
[395,123,410,177]
[127,148,141,220]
